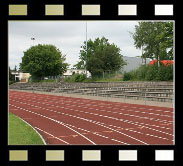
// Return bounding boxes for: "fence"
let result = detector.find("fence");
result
[29,75,62,83]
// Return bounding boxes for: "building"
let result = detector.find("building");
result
[122,56,150,73]
[11,71,31,82]
[63,69,91,78]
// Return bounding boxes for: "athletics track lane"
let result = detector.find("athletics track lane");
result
[9,90,174,145]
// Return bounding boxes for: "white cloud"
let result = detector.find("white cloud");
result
[8,21,141,70]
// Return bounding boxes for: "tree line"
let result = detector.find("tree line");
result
[17,21,173,81]
[132,22,173,65]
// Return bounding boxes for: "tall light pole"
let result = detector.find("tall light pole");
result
[85,22,87,76]
[31,37,35,46]
[86,22,87,54]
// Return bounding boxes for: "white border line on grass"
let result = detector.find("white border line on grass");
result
[17,116,47,145]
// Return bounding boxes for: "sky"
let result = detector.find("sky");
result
[8,21,142,70]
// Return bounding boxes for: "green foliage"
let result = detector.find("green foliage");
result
[123,64,173,81]
[14,65,17,71]
[9,67,16,84]
[20,44,69,78]
[74,37,126,77]
[132,22,173,62]
[136,65,147,80]
[9,67,15,81]
[154,63,173,81]
[64,74,87,82]
[122,72,133,81]
[145,65,159,81]
[9,80,16,85]
[72,74,87,82]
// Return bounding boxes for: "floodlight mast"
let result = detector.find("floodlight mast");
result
[86,22,87,54]
[85,22,87,75]
[31,37,35,46]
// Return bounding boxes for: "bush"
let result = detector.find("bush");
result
[155,64,173,81]
[145,64,158,81]
[9,80,16,85]
[123,72,133,81]
[145,63,173,81]
[123,63,173,81]
[72,74,87,82]
[64,74,87,82]
[64,77,72,82]
[136,65,148,80]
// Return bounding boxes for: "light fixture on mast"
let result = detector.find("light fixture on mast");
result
[85,22,87,74]
[31,37,35,46]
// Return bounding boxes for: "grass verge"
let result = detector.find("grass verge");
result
[9,113,45,145]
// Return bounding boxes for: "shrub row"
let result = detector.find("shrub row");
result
[123,63,173,81]
[9,80,16,85]
[64,74,87,82]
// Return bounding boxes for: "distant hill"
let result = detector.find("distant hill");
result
[122,56,150,73]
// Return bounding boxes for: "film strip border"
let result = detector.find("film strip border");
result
[6,0,176,19]
[8,149,175,162]
[1,0,179,166]
[8,4,174,16]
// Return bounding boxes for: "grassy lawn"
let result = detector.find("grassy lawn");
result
[9,113,45,145]
[90,74,124,82]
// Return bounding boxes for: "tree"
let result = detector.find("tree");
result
[74,37,126,77]
[14,65,17,71]
[158,22,174,60]
[9,67,15,81]
[131,22,173,66]
[20,44,69,79]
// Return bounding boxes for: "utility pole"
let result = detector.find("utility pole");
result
[86,22,87,54]
[85,22,87,75]
[31,37,35,46]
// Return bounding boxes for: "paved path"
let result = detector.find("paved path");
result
[9,90,174,145]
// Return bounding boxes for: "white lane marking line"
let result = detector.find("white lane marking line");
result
[11,97,131,144]
[74,126,129,145]
[10,94,174,132]
[12,91,173,116]
[23,94,174,114]
[10,104,97,145]
[12,93,172,113]
[43,103,172,130]
[23,95,173,120]
[10,99,124,129]
[111,138,129,145]
[18,117,47,145]
[10,102,149,145]
[35,127,69,144]
[11,97,172,130]
[80,128,129,145]
[10,98,173,139]
[126,129,169,140]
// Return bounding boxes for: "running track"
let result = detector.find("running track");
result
[9,90,174,145]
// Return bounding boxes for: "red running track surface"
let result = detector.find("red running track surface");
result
[9,90,174,145]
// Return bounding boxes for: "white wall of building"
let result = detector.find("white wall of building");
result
[11,71,31,82]
[63,69,91,78]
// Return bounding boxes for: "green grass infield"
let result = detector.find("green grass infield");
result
[9,112,45,145]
